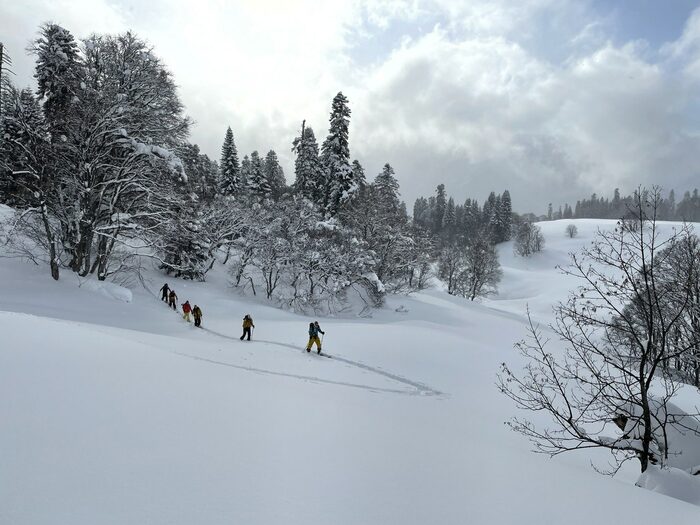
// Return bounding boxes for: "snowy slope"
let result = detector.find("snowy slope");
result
[1,220,700,524]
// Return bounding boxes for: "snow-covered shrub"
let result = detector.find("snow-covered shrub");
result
[222,197,384,314]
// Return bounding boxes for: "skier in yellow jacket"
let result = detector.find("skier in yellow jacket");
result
[305,321,325,354]
[240,314,254,341]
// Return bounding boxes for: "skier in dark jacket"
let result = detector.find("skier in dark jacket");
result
[306,321,325,354]
[240,314,254,341]
[160,283,170,302]
[192,305,203,327]
[168,289,178,310]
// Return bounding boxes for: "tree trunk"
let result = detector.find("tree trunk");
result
[40,203,60,281]
[640,385,652,473]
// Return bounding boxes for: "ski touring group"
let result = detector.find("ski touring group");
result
[160,283,203,327]
[159,283,328,355]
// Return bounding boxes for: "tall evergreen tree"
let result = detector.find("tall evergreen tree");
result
[247,150,271,200]
[178,143,219,203]
[462,198,481,233]
[413,197,429,228]
[32,23,81,139]
[483,191,498,237]
[373,163,400,214]
[321,92,353,215]
[219,126,240,196]
[454,204,464,232]
[496,190,513,242]
[240,154,251,192]
[434,184,447,233]
[351,159,367,198]
[292,122,323,201]
[263,149,285,199]
[0,87,44,205]
[668,189,676,219]
[444,197,456,239]
[563,203,573,219]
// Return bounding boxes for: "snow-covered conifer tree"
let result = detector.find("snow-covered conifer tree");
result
[292,123,323,202]
[443,197,456,239]
[373,163,400,214]
[219,126,240,196]
[413,197,428,228]
[497,190,513,242]
[351,159,367,198]
[179,143,219,203]
[263,149,285,199]
[240,154,251,192]
[246,150,271,200]
[159,200,211,280]
[0,84,61,279]
[0,87,43,205]
[433,184,446,233]
[321,92,354,215]
[31,23,81,138]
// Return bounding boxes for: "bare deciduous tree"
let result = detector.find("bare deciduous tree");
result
[458,232,502,300]
[514,221,545,257]
[498,189,700,474]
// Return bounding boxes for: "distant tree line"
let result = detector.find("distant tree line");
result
[413,187,513,245]
[543,187,700,222]
[411,185,545,299]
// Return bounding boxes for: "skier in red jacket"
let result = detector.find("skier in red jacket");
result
[182,300,192,322]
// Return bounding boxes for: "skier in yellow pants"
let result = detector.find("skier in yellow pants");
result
[305,321,325,354]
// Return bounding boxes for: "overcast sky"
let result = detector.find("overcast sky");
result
[2,0,700,212]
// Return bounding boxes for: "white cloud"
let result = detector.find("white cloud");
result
[352,17,700,209]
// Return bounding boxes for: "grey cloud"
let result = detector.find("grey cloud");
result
[350,21,700,212]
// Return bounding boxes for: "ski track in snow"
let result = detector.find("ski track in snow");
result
[173,351,424,396]
[144,284,443,397]
[201,327,443,397]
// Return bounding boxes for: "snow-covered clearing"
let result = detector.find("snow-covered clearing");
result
[1,219,699,524]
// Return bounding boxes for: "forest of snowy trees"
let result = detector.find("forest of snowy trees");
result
[543,187,700,222]
[0,24,521,313]
[412,187,514,299]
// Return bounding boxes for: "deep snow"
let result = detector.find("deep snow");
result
[1,219,699,524]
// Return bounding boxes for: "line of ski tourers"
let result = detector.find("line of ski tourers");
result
[159,283,327,354]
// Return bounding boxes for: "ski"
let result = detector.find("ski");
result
[303,348,332,358]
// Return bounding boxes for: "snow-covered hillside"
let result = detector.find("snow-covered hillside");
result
[1,219,699,524]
